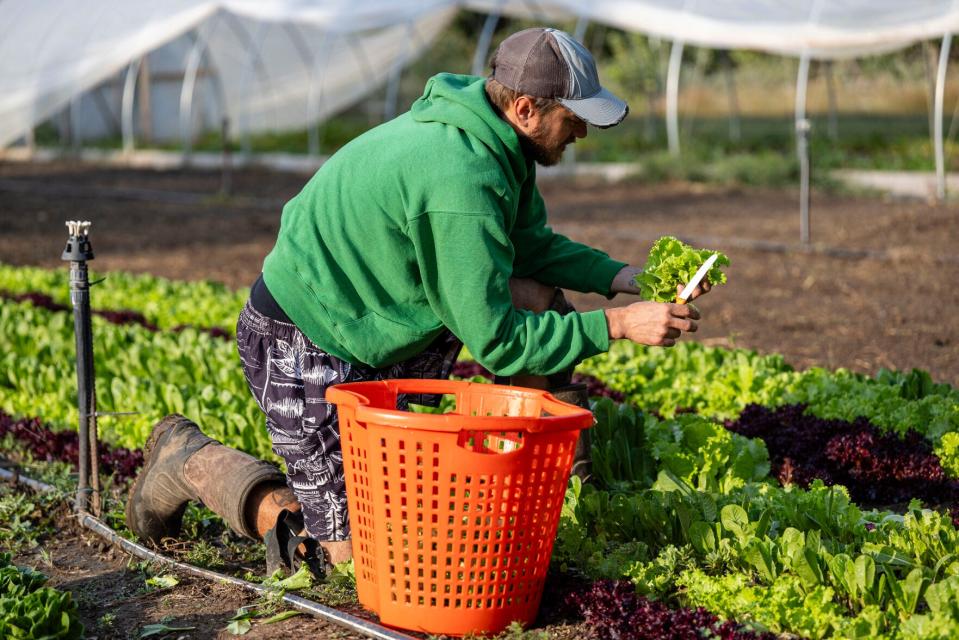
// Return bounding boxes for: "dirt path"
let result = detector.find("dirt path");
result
[12,517,370,639]
[1,160,956,386]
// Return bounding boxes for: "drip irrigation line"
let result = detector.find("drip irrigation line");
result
[0,466,417,640]
[0,464,57,494]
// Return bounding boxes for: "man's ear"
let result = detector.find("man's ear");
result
[512,95,536,131]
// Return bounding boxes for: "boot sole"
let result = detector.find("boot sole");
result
[125,414,191,542]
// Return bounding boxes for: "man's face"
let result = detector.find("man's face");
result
[519,105,588,166]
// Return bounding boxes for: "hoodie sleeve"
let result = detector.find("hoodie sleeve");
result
[510,179,626,296]
[406,203,610,377]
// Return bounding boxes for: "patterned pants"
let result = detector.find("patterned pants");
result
[236,302,462,541]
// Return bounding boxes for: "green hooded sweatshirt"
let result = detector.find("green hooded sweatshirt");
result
[261,73,626,375]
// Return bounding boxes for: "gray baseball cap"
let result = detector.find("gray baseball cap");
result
[490,27,628,128]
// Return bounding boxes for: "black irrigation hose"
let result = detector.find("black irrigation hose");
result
[0,466,417,640]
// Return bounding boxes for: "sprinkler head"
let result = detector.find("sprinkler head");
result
[61,220,95,261]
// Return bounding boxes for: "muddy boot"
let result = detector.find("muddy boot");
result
[126,414,285,544]
[549,383,592,481]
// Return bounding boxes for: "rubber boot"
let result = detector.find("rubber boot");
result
[126,414,286,545]
[549,383,592,481]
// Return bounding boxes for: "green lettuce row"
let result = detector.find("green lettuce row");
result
[7,261,954,469]
[566,392,959,638]
[0,263,246,334]
[580,341,959,476]
[679,567,959,639]
[556,476,959,639]
[589,398,770,494]
[0,554,83,639]
[782,368,959,476]
[0,299,275,462]
[579,340,796,420]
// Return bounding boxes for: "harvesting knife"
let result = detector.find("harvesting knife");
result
[677,253,718,303]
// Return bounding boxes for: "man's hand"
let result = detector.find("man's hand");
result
[604,301,700,347]
[678,278,712,302]
[610,265,643,295]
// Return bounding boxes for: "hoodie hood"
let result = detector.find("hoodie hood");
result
[411,73,529,187]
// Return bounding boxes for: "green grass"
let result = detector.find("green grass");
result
[578,113,956,169]
[36,106,958,191]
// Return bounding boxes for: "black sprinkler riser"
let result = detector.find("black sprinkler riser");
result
[62,220,101,514]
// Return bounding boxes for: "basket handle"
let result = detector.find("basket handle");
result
[532,392,596,432]
[326,380,593,434]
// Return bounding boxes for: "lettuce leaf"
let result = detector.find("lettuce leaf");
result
[634,236,730,303]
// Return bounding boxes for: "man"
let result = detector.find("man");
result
[125,28,708,572]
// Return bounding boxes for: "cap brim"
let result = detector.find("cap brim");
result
[558,87,628,129]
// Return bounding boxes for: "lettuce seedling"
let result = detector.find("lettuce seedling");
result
[633,236,729,303]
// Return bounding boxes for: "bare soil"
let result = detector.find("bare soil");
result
[1,159,957,637]
[15,537,363,639]
[7,496,371,639]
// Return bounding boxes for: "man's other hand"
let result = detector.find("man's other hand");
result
[604,301,700,347]
[678,278,712,302]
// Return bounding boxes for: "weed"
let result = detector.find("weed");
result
[0,482,61,553]
[302,580,358,609]
[98,611,116,628]
[183,540,225,569]
[181,503,226,539]
[37,546,54,569]
[498,622,549,640]
[223,535,265,566]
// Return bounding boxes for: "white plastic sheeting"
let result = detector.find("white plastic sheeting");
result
[467,1,959,59]
[2,0,959,150]
[0,0,458,149]
[468,1,958,202]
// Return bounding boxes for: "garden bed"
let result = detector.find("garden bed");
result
[2,161,959,638]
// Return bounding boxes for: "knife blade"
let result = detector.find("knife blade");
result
[677,253,718,303]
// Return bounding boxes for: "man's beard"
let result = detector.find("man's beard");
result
[518,129,566,167]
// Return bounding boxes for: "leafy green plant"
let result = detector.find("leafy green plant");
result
[902,574,959,638]
[589,399,656,491]
[0,554,83,639]
[580,340,959,477]
[0,262,246,334]
[0,481,63,554]
[633,236,729,303]
[579,341,795,420]
[0,299,274,460]
[144,574,179,590]
[221,566,316,635]
[648,415,770,493]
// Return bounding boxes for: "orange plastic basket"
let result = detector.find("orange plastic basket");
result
[326,379,593,637]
